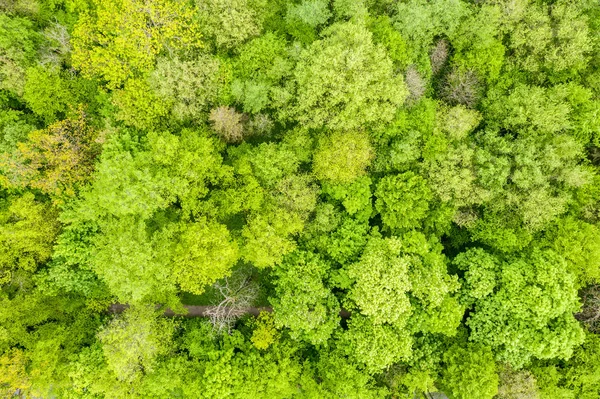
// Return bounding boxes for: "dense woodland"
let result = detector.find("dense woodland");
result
[0,0,600,397]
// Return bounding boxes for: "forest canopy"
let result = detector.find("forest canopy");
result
[1,0,600,398]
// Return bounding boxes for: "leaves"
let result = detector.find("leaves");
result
[2,0,600,396]
[284,21,408,130]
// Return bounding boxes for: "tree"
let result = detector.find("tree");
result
[88,216,179,305]
[496,365,540,399]
[23,66,71,123]
[301,348,389,398]
[440,343,499,399]
[240,210,303,268]
[312,131,374,183]
[209,106,248,143]
[0,14,40,95]
[0,111,100,199]
[54,129,226,303]
[196,0,263,49]
[405,65,427,105]
[367,16,409,67]
[430,38,449,75]
[375,172,433,231]
[271,250,340,344]
[507,0,593,82]
[483,84,572,136]
[173,218,239,295]
[271,174,318,218]
[231,141,302,188]
[251,312,277,350]
[397,231,462,336]
[40,22,71,66]
[112,77,171,130]
[340,314,412,373]
[468,128,590,245]
[283,0,332,43]
[286,0,331,28]
[206,271,259,333]
[450,5,505,82]
[150,55,229,122]
[339,231,461,372]
[98,305,175,382]
[302,208,371,265]
[347,236,412,326]
[321,176,373,220]
[453,247,498,307]
[232,32,293,113]
[0,107,35,155]
[0,193,59,285]
[0,349,31,397]
[545,217,600,285]
[72,0,202,88]
[440,68,482,107]
[577,284,600,334]
[394,0,470,65]
[283,21,408,130]
[531,332,600,399]
[456,248,585,367]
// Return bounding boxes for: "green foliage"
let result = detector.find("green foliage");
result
[112,77,171,130]
[340,314,412,373]
[0,348,31,396]
[450,5,505,82]
[0,112,100,199]
[241,210,302,268]
[458,248,585,367]
[544,217,600,285]
[173,219,239,295]
[23,66,70,123]
[367,16,409,67]
[271,250,340,344]
[332,0,368,21]
[98,305,175,382]
[375,172,432,230]
[300,349,389,398]
[302,209,370,265]
[507,0,593,82]
[283,21,408,130]
[400,231,462,335]
[72,0,202,88]
[453,247,498,307]
[313,131,374,183]
[2,0,600,396]
[532,332,600,399]
[250,312,276,350]
[196,0,263,49]
[150,55,229,122]
[347,235,411,326]
[321,176,373,220]
[55,129,227,303]
[440,343,498,399]
[286,0,331,28]
[394,0,469,67]
[0,108,35,154]
[0,193,59,284]
[0,14,40,95]
[232,32,292,113]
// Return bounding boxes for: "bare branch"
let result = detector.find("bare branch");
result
[205,272,259,334]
